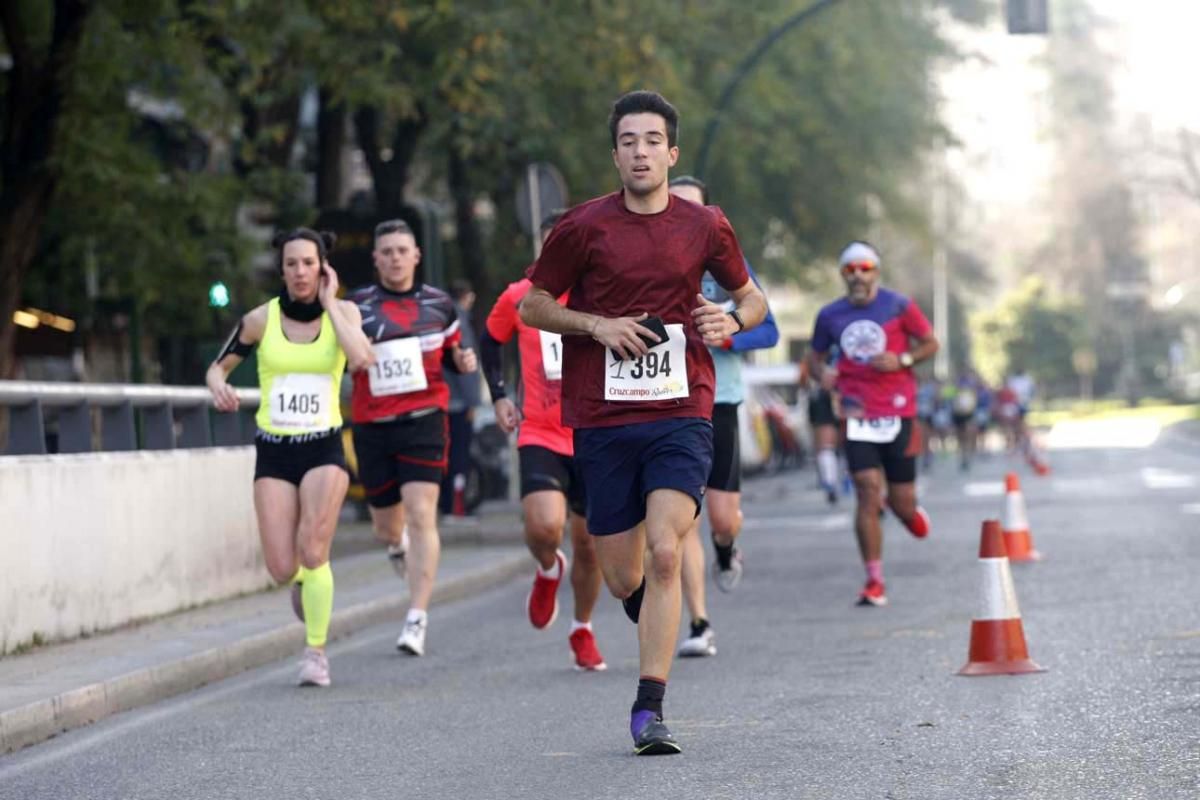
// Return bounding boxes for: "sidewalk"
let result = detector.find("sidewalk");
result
[0,502,530,754]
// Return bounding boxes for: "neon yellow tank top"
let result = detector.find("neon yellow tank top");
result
[255,298,346,435]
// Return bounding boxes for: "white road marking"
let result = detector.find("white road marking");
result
[1046,418,1162,450]
[1180,503,1200,514]
[963,482,1004,497]
[1140,467,1197,490]
[741,513,851,531]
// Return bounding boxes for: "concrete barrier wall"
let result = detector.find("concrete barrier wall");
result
[0,448,268,655]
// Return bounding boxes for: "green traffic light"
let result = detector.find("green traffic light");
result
[208,281,230,308]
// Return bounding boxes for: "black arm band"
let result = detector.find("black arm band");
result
[479,330,507,400]
[216,321,255,362]
[442,345,462,373]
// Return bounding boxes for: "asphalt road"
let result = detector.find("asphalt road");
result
[2,418,1198,799]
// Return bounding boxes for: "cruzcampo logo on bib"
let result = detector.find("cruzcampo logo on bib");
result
[604,323,689,402]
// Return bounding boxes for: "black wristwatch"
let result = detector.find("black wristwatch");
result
[727,309,745,333]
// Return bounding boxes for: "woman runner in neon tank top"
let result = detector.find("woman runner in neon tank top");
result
[205,228,373,687]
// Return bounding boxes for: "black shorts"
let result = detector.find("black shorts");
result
[952,412,975,429]
[708,403,741,492]
[520,446,587,517]
[808,391,837,427]
[843,418,920,484]
[254,428,348,486]
[352,410,448,508]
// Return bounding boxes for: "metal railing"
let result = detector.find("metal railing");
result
[0,381,261,455]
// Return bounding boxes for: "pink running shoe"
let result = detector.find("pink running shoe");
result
[297,647,330,687]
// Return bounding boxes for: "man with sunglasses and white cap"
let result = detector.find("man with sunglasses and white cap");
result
[806,241,939,607]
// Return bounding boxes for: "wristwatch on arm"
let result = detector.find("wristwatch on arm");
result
[727,309,744,333]
[899,352,914,368]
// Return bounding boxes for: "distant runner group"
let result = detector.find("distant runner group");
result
[206,89,942,755]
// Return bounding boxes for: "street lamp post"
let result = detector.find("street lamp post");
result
[693,0,844,181]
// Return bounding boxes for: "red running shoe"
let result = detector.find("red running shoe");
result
[857,579,888,607]
[569,627,607,671]
[526,549,567,629]
[905,506,931,539]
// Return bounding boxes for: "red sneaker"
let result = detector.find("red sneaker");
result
[569,627,607,671]
[526,550,567,629]
[857,579,888,607]
[905,506,931,539]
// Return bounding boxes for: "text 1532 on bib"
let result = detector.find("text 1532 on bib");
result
[846,415,901,443]
[604,323,689,402]
[269,373,333,431]
[368,337,428,396]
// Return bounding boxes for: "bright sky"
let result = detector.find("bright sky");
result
[938,0,1200,291]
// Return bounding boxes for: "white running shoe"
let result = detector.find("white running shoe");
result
[387,527,410,579]
[712,545,744,593]
[396,617,427,656]
[297,647,330,687]
[678,621,717,657]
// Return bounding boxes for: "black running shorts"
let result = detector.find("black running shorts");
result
[352,410,448,508]
[808,390,837,427]
[254,428,349,486]
[843,418,920,484]
[707,402,741,492]
[519,445,587,517]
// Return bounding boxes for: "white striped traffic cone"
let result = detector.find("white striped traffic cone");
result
[958,519,1045,676]
[1002,472,1042,562]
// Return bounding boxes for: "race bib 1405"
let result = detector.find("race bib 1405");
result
[269,373,333,431]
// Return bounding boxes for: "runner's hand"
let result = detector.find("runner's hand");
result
[208,378,240,413]
[317,261,340,308]
[494,397,520,433]
[453,346,478,373]
[870,353,900,372]
[592,314,655,361]
[819,367,839,392]
[692,294,735,346]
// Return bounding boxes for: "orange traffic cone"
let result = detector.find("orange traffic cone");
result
[1002,472,1041,562]
[959,520,1045,676]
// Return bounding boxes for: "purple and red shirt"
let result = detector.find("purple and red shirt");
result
[810,288,932,419]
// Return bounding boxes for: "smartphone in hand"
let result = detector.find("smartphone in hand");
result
[637,316,669,349]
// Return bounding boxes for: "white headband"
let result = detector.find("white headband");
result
[838,242,880,266]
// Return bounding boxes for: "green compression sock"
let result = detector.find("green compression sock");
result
[299,562,334,648]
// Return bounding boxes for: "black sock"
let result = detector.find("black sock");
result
[690,618,709,637]
[712,537,734,571]
[622,577,646,624]
[632,676,666,718]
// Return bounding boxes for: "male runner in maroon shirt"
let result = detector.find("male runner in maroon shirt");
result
[520,90,767,755]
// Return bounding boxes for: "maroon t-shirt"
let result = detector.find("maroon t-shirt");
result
[525,191,750,429]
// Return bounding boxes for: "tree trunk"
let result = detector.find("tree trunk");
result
[353,105,426,219]
[448,145,491,302]
[315,87,346,210]
[0,0,93,379]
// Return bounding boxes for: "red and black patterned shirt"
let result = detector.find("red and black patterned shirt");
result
[349,283,462,422]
